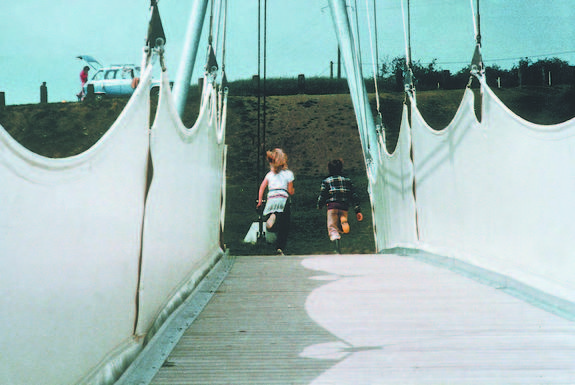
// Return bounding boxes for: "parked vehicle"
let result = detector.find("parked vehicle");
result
[77,55,161,99]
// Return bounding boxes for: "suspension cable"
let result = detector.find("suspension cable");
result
[469,0,477,43]
[263,0,267,166]
[208,0,214,45]
[364,0,381,114]
[373,0,379,77]
[256,0,261,187]
[401,0,410,67]
[352,0,363,65]
[220,0,228,76]
[401,0,415,100]
[469,0,484,82]
[476,0,481,47]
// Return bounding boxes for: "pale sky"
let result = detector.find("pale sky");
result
[0,0,573,105]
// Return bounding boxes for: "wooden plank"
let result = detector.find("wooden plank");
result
[149,254,575,384]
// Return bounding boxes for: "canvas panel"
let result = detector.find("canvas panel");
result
[136,70,226,336]
[411,84,575,302]
[0,65,152,385]
[372,104,417,251]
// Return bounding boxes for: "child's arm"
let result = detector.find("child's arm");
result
[317,180,328,209]
[349,179,362,221]
[257,178,268,208]
[287,181,295,195]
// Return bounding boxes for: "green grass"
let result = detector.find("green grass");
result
[224,173,375,256]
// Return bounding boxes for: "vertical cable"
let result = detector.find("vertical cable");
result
[221,0,227,72]
[469,0,477,41]
[401,0,410,67]
[407,0,412,66]
[476,0,481,46]
[365,0,381,113]
[373,0,379,77]
[263,0,267,161]
[257,0,261,189]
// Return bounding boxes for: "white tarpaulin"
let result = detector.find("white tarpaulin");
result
[411,88,485,257]
[371,105,417,251]
[0,65,152,385]
[135,70,226,336]
[410,83,575,303]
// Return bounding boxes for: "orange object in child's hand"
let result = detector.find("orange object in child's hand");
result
[356,212,363,221]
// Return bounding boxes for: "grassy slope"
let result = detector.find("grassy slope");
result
[1,85,573,255]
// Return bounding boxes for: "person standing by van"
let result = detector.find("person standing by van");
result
[77,66,90,101]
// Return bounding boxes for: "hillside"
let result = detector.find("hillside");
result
[1,85,573,255]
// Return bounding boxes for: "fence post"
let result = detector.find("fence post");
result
[298,74,305,94]
[86,84,94,99]
[40,82,48,104]
[252,75,260,96]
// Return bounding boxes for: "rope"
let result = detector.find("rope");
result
[373,0,379,78]
[400,0,415,97]
[468,0,484,82]
[263,0,267,165]
[221,0,227,69]
[256,0,268,196]
[208,0,215,45]
[470,0,478,43]
[476,0,482,46]
[352,0,363,65]
[364,0,381,114]
[221,0,228,88]
[400,0,410,67]
[348,0,371,154]
[256,0,262,187]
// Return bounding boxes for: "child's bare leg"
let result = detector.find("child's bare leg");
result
[340,210,350,233]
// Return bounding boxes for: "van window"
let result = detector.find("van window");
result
[104,70,118,80]
[121,68,135,79]
[92,70,104,81]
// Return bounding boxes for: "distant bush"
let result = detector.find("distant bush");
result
[218,76,350,96]
[186,56,575,98]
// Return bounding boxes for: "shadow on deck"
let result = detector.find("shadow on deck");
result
[118,252,575,385]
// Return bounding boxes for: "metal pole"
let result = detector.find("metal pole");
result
[328,0,379,171]
[173,0,210,118]
[476,0,481,46]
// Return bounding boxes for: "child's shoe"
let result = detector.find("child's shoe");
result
[341,220,350,234]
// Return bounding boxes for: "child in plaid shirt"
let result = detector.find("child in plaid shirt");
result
[317,159,363,253]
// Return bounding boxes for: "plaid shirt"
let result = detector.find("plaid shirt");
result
[317,175,361,213]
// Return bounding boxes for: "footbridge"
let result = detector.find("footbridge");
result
[118,252,575,384]
[2,1,575,384]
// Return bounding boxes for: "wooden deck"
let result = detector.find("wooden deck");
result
[121,253,575,384]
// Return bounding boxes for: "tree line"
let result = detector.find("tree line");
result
[379,56,575,91]
[217,56,574,97]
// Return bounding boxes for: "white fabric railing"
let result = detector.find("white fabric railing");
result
[0,65,152,385]
[371,104,417,251]
[0,62,227,384]
[373,82,575,306]
[136,69,225,337]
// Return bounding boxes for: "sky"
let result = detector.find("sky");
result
[0,0,573,105]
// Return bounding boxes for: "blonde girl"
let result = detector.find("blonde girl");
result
[257,148,295,254]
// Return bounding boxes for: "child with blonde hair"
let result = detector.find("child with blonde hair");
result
[257,148,295,255]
